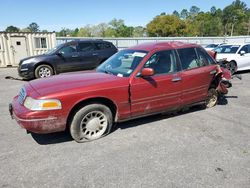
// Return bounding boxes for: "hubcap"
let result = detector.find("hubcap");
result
[38,67,52,78]
[80,111,108,140]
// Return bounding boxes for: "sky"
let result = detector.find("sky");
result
[0,0,249,31]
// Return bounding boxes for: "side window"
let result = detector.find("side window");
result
[177,48,200,70]
[96,42,112,50]
[59,44,77,55]
[196,48,216,66]
[144,50,177,75]
[239,45,249,54]
[78,42,96,52]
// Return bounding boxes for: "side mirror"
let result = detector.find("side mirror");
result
[240,51,246,56]
[141,68,154,77]
[56,52,63,56]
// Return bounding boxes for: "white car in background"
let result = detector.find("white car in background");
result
[213,43,250,74]
[204,44,220,51]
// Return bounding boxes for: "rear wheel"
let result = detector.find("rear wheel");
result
[228,61,237,75]
[35,64,54,78]
[70,104,113,143]
[205,88,218,108]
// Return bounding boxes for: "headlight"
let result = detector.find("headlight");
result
[22,58,35,65]
[24,97,62,111]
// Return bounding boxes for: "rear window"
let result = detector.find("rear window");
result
[95,42,114,50]
[214,45,240,54]
[177,48,200,70]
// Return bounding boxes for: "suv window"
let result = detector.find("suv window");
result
[78,42,96,52]
[196,48,216,65]
[96,42,113,50]
[144,50,177,75]
[59,44,77,55]
[239,45,250,54]
[177,48,200,70]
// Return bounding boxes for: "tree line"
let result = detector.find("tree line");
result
[4,0,250,37]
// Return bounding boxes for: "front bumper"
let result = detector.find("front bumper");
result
[18,66,34,80]
[9,96,67,134]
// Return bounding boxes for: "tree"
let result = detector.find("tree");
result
[5,25,20,32]
[77,25,92,37]
[222,0,248,35]
[147,15,186,37]
[180,9,189,19]
[27,22,40,32]
[173,10,180,18]
[210,6,217,15]
[132,26,146,37]
[189,6,200,18]
[109,19,132,37]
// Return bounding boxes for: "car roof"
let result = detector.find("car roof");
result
[127,41,201,51]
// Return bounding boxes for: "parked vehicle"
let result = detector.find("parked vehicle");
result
[10,42,231,143]
[18,40,118,79]
[204,43,226,51]
[213,43,250,74]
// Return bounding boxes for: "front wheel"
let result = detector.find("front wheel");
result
[205,88,218,108]
[70,104,113,143]
[35,64,54,78]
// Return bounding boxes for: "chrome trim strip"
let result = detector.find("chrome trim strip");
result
[13,113,57,122]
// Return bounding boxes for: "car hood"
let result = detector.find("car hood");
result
[29,71,129,97]
[21,54,48,61]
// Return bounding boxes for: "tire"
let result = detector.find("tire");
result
[35,64,54,78]
[70,104,113,143]
[228,61,237,75]
[205,88,218,108]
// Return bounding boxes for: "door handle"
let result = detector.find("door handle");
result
[210,70,217,75]
[92,53,98,56]
[72,55,78,58]
[172,77,182,82]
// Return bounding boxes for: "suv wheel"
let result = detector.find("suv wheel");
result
[35,64,54,78]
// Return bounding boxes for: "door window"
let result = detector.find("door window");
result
[177,48,200,70]
[78,42,96,52]
[196,48,216,66]
[144,50,177,75]
[239,45,250,54]
[59,44,77,54]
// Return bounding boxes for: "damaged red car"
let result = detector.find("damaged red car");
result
[9,42,231,143]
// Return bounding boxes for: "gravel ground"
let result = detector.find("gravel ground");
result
[0,68,250,188]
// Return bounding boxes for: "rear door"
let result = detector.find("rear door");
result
[77,42,99,70]
[177,47,217,106]
[130,50,182,117]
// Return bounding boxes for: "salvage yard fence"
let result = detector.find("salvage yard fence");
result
[57,36,250,50]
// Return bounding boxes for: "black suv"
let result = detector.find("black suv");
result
[18,40,118,79]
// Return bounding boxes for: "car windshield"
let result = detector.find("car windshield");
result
[213,45,240,54]
[96,49,148,77]
[44,44,64,55]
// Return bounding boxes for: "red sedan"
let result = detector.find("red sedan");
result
[10,42,229,143]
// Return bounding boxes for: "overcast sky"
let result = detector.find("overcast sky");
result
[0,0,248,31]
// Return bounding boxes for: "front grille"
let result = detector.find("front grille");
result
[18,87,26,104]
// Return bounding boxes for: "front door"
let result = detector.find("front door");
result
[10,37,28,65]
[130,50,182,117]
[56,43,82,73]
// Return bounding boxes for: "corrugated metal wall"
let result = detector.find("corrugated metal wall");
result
[0,32,56,67]
[57,36,250,49]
